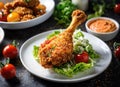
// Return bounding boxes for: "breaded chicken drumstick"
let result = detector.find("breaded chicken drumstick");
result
[39,10,87,68]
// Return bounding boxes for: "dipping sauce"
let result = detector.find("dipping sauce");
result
[88,19,117,33]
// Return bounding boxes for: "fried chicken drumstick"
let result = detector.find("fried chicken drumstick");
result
[39,10,87,68]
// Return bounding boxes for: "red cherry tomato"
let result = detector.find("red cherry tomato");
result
[2,44,18,59]
[114,4,120,14]
[114,46,120,58]
[113,42,120,59]
[0,11,7,22]
[75,51,89,63]
[0,63,16,79]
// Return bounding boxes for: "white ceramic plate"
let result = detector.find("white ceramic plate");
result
[0,27,4,44]
[0,0,55,29]
[19,30,112,83]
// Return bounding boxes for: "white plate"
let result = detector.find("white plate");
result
[0,27,4,44]
[19,30,112,83]
[0,0,55,29]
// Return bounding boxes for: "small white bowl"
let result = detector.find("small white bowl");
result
[85,17,119,41]
[0,27,4,44]
[0,0,55,30]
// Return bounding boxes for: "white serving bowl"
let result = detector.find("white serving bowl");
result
[0,0,55,30]
[85,17,119,41]
[0,27,4,44]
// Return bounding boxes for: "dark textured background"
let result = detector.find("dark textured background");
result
[0,0,120,87]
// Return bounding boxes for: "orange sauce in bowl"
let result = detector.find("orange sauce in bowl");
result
[88,19,117,33]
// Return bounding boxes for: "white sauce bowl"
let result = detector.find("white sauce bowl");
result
[85,17,119,41]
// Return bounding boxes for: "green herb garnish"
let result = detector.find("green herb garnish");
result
[54,0,77,27]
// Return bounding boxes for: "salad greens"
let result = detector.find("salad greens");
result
[73,31,99,59]
[33,45,39,61]
[33,30,100,77]
[53,60,93,77]
[88,0,116,19]
[47,30,61,39]
[54,0,77,27]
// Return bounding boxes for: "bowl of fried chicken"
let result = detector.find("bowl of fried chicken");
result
[0,0,55,29]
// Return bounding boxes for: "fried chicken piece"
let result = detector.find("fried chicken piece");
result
[3,2,14,14]
[33,4,46,16]
[39,10,87,68]
[4,0,40,13]
[4,0,27,13]
[12,6,33,16]
[13,0,40,8]
[21,14,35,21]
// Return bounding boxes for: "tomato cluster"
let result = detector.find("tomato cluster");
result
[0,42,18,79]
[0,2,20,22]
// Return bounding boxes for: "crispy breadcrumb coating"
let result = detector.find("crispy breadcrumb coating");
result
[12,6,33,16]
[5,0,40,9]
[33,4,46,16]
[21,14,35,21]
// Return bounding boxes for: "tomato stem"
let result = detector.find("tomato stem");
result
[12,40,19,47]
[113,42,120,49]
[6,58,10,65]
[0,58,10,69]
[0,62,4,68]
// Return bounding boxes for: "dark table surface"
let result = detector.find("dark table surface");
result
[0,0,120,87]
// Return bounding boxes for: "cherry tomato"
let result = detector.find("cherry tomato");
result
[0,11,7,22]
[7,12,20,22]
[75,51,89,63]
[0,64,16,79]
[114,4,120,14]
[113,42,120,59]
[114,46,120,58]
[2,44,18,59]
[0,2,4,10]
